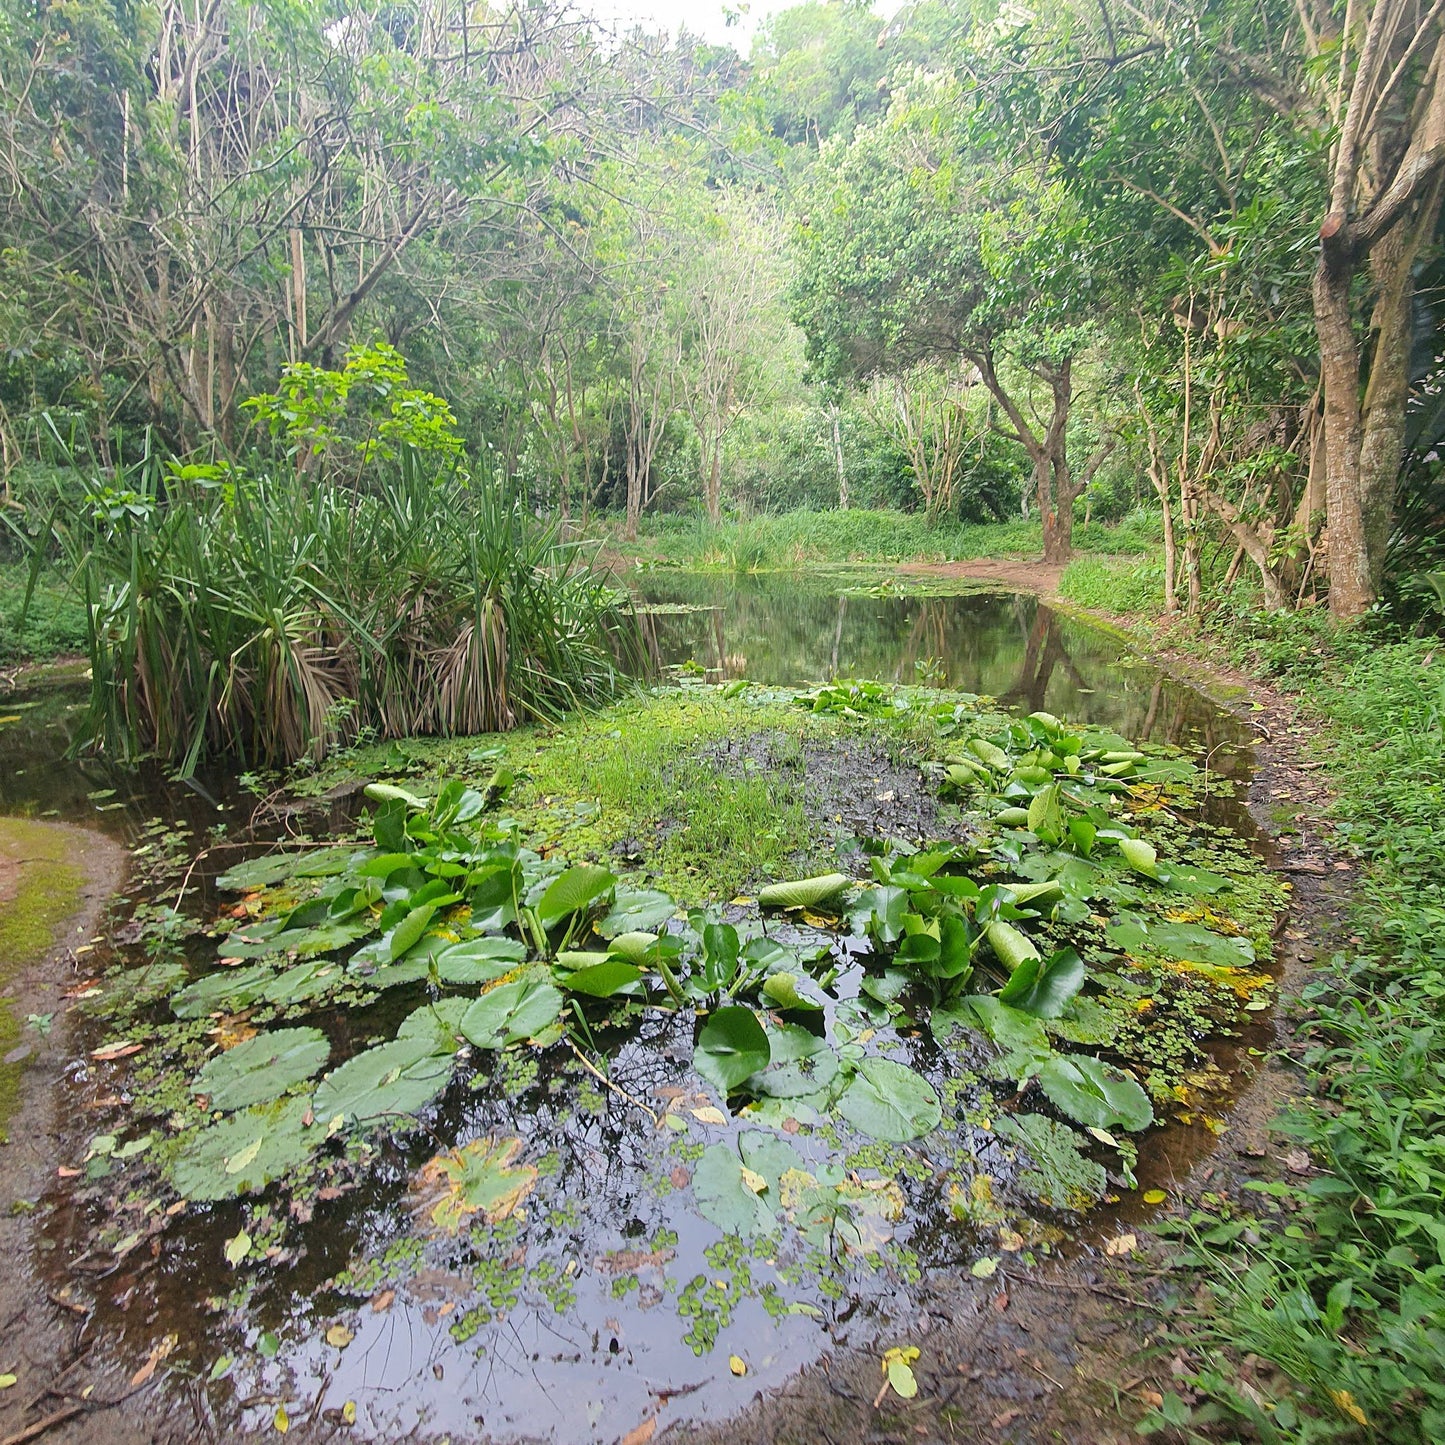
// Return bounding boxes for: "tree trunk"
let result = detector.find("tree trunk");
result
[1314,242,1373,616]
[831,405,848,509]
[1359,179,1444,590]
[703,431,723,525]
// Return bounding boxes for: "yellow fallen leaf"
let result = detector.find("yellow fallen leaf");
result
[0,1375,16,1390]
[690,1106,727,1126]
[325,1323,354,1349]
[341,1400,357,1426]
[729,1354,747,1376]
[1142,1189,1167,1205]
[739,1166,767,1194]
[274,1403,289,1434]
[1329,1389,1369,1427]
[1105,1232,1138,1257]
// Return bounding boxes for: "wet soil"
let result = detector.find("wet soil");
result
[693,732,946,869]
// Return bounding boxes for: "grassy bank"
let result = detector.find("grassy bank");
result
[0,565,88,664]
[609,508,1162,569]
[1055,575,1445,1442]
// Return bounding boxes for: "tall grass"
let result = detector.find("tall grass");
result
[14,447,640,772]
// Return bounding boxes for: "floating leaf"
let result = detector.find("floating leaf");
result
[997,1114,1108,1210]
[560,959,643,998]
[411,1137,538,1233]
[215,849,352,892]
[170,1096,319,1202]
[692,1143,775,1236]
[460,979,564,1049]
[172,964,275,1020]
[1037,1054,1154,1132]
[729,1355,747,1376]
[312,1039,454,1130]
[325,1324,354,1349]
[757,873,851,910]
[1105,916,1254,968]
[194,1028,330,1111]
[224,1230,251,1266]
[598,888,676,938]
[760,972,825,1011]
[956,996,1053,1085]
[693,1006,770,1094]
[396,999,470,1053]
[836,1057,941,1142]
[746,1026,839,1100]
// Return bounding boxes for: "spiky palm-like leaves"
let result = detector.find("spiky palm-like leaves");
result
[27,451,638,772]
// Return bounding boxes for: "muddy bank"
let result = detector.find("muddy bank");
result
[0,820,175,1445]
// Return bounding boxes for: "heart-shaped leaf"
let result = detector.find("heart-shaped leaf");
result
[193,1027,330,1112]
[998,946,1086,1019]
[460,979,565,1049]
[836,1057,941,1142]
[536,865,616,927]
[693,1006,770,1094]
[1037,1054,1154,1132]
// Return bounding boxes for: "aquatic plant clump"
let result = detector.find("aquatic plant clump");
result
[45,451,640,773]
[65,686,1281,1433]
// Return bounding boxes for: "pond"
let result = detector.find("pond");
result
[0,580,1276,1444]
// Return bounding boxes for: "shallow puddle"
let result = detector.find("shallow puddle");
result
[1,582,1277,1443]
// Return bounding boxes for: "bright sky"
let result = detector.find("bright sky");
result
[586,0,786,50]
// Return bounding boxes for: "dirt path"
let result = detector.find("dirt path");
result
[899,557,1068,596]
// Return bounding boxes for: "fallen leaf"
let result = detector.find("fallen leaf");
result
[1329,1389,1369,1427]
[1105,1232,1138,1257]
[91,1041,143,1061]
[325,1324,354,1349]
[224,1230,251,1267]
[341,1400,357,1426]
[620,1419,656,1445]
[998,1228,1024,1252]
[1142,1189,1167,1205]
[274,1403,289,1434]
[0,1375,15,1390]
[669,1166,691,1189]
[57,1166,81,1179]
[991,1409,1022,1429]
[370,1289,395,1313]
[970,1256,999,1278]
[728,1354,747,1376]
[991,1292,1009,1313]
[690,1106,727,1126]
[1285,1149,1312,1174]
[129,1333,178,1387]
[739,1166,767,1194]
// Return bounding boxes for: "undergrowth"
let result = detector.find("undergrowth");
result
[612,508,1162,570]
[0,565,88,663]
[1101,609,1445,1442]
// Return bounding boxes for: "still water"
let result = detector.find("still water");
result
[0,578,1260,1444]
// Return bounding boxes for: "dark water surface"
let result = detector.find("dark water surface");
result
[0,581,1264,1444]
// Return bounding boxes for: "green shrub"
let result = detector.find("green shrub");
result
[0,567,89,662]
[15,452,639,772]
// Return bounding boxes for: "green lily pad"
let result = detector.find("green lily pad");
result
[460,979,565,1049]
[694,1006,771,1094]
[172,964,276,1020]
[1037,1054,1154,1132]
[170,1095,320,1202]
[693,1142,776,1236]
[193,1027,330,1111]
[836,1057,941,1142]
[313,1038,455,1130]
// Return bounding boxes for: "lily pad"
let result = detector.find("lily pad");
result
[411,1137,538,1233]
[694,1006,771,1094]
[693,1143,776,1236]
[997,1113,1108,1211]
[193,1028,330,1111]
[1037,1054,1154,1132]
[434,936,528,984]
[170,1095,320,1202]
[598,888,677,938]
[397,998,472,1053]
[536,865,616,927]
[214,849,353,892]
[836,1057,941,1142]
[172,964,276,1020]
[460,979,565,1049]
[313,1038,455,1130]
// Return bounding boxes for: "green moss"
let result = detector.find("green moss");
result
[0,818,86,1133]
